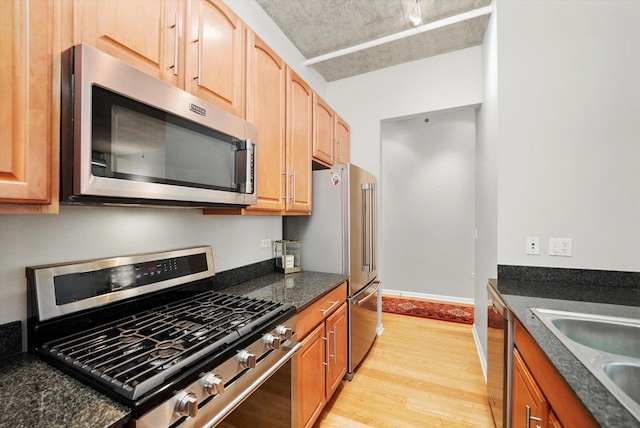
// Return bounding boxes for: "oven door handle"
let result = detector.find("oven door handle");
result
[202,342,302,428]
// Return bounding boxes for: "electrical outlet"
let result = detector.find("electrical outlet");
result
[549,238,572,256]
[526,237,540,255]
[261,238,271,249]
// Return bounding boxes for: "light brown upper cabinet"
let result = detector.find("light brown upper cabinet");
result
[334,114,350,165]
[285,69,313,214]
[72,0,177,83]
[218,33,312,215]
[312,93,335,168]
[0,0,60,213]
[74,0,245,118]
[185,0,245,118]
[244,31,287,212]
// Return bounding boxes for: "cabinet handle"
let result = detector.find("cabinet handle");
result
[335,139,340,162]
[193,27,202,85]
[171,12,180,76]
[290,170,296,202]
[525,405,542,428]
[282,171,288,201]
[329,326,337,363]
[320,300,340,315]
[323,335,329,371]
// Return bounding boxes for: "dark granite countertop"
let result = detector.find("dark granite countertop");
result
[221,270,348,310]
[0,353,130,428]
[0,268,345,428]
[494,278,640,428]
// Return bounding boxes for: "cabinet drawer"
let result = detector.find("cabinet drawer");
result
[297,282,346,339]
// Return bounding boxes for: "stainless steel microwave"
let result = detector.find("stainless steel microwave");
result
[61,44,257,208]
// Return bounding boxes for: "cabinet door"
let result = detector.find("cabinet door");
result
[298,324,327,428]
[245,31,286,211]
[312,93,335,167]
[73,0,177,82]
[186,0,245,118]
[326,303,347,400]
[286,69,313,213]
[513,349,549,428]
[0,0,58,211]
[548,410,563,428]
[334,114,350,165]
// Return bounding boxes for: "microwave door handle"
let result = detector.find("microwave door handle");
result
[246,140,254,194]
[235,140,254,194]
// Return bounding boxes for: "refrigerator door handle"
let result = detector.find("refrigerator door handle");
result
[361,183,375,272]
[361,184,371,271]
[370,182,377,271]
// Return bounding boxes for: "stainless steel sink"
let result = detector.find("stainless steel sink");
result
[604,363,640,405]
[550,316,640,359]
[531,308,640,422]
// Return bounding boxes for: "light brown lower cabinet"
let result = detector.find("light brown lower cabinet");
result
[296,282,347,428]
[513,319,596,428]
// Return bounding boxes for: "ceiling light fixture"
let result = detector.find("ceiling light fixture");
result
[408,0,422,27]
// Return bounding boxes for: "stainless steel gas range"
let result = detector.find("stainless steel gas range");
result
[27,247,300,427]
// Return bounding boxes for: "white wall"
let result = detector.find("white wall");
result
[326,47,483,290]
[474,0,499,376]
[0,207,280,326]
[496,0,640,271]
[381,109,476,302]
[327,47,483,182]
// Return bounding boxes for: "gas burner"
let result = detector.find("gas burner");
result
[149,346,182,370]
[118,329,140,344]
[155,340,181,352]
[193,328,210,339]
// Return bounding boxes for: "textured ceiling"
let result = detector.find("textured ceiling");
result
[256,0,492,82]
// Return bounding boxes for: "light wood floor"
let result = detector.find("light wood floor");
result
[315,312,495,428]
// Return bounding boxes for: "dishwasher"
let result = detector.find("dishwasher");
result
[487,280,514,428]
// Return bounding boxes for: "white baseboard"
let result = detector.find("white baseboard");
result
[382,288,474,306]
[472,323,487,383]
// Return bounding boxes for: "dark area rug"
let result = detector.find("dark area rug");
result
[382,296,474,324]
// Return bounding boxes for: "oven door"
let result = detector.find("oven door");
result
[217,353,298,428]
[147,341,301,428]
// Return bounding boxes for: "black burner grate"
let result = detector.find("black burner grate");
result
[43,291,284,399]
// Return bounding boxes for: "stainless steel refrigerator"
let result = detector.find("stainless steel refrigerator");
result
[284,163,380,380]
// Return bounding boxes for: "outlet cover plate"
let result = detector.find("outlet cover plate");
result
[549,238,572,256]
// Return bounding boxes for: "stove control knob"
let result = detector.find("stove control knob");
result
[175,391,198,418]
[275,325,293,340]
[237,350,257,369]
[263,333,281,350]
[202,373,225,396]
